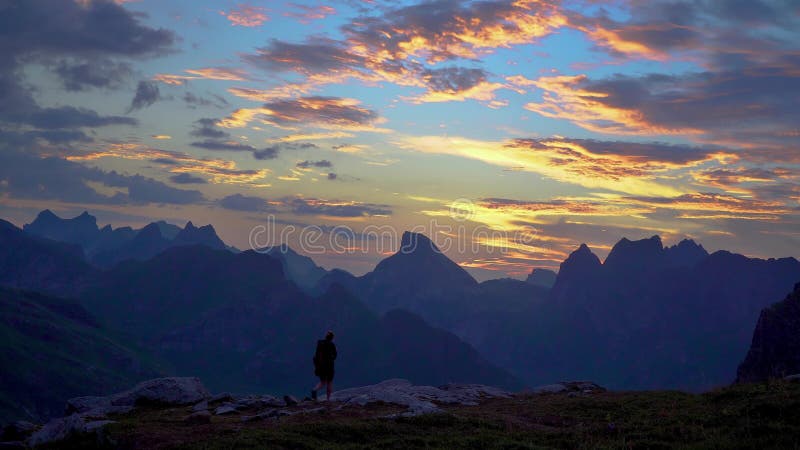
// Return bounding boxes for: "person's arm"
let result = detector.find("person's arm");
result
[332,343,337,360]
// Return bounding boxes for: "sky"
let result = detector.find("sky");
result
[1,0,799,280]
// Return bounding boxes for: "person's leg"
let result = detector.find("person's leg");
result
[311,380,323,400]
[326,381,333,400]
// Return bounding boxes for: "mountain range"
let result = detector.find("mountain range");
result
[1,209,799,424]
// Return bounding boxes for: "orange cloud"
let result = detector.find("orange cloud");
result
[220,97,389,133]
[397,135,728,196]
[67,143,270,186]
[185,67,249,81]
[221,4,268,27]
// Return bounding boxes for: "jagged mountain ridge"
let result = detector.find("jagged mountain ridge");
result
[23,210,231,267]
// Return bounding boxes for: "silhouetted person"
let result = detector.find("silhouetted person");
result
[311,330,337,401]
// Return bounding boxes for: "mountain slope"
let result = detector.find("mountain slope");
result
[737,283,800,382]
[0,219,93,294]
[0,287,165,425]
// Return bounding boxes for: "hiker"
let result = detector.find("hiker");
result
[311,330,337,401]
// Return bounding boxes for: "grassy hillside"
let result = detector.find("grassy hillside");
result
[43,380,800,449]
[0,288,167,425]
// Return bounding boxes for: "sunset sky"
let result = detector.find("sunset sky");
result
[1,0,799,279]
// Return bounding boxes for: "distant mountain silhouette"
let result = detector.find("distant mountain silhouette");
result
[0,287,163,424]
[76,245,519,395]
[91,221,229,267]
[173,221,227,250]
[6,209,800,402]
[24,210,135,258]
[525,268,557,288]
[532,237,800,390]
[355,231,478,322]
[259,245,329,291]
[22,210,231,268]
[737,282,800,383]
[0,219,93,293]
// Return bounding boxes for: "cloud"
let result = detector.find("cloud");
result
[341,0,566,63]
[2,0,174,61]
[221,3,269,27]
[190,140,259,152]
[398,135,734,196]
[185,67,249,81]
[68,143,271,186]
[296,160,333,169]
[191,118,229,139]
[154,67,250,85]
[55,59,133,91]
[525,69,800,150]
[0,149,204,205]
[0,0,173,133]
[221,96,387,131]
[623,193,791,220]
[284,3,336,23]
[128,80,161,112]
[244,39,365,74]
[27,106,137,129]
[169,173,207,184]
[183,92,229,109]
[286,197,391,217]
[218,193,271,212]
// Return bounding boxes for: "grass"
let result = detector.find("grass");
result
[41,380,800,449]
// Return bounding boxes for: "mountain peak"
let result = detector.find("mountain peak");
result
[137,222,164,239]
[174,221,226,250]
[664,238,709,268]
[559,243,601,274]
[526,268,557,288]
[399,231,439,254]
[604,235,664,271]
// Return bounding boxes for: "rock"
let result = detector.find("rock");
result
[65,396,111,414]
[184,410,212,425]
[210,392,233,403]
[27,414,86,447]
[530,381,606,395]
[214,404,237,416]
[785,374,800,382]
[80,405,134,419]
[83,420,115,433]
[0,421,38,441]
[331,379,511,417]
[283,395,299,407]
[192,400,209,412]
[111,377,210,407]
[531,383,568,394]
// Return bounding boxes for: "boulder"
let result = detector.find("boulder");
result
[331,379,511,417]
[214,404,237,416]
[27,414,86,447]
[65,396,111,414]
[210,392,233,403]
[111,377,209,407]
[530,381,606,395]
[283,395,299,407]
[192,400,209,412]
